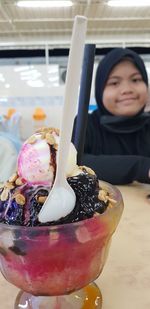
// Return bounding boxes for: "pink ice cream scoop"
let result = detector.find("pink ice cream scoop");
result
[18,134,54,186]
[17,131,77,186]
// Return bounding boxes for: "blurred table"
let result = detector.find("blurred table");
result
[1,182,150,309]
[96,182,150,309]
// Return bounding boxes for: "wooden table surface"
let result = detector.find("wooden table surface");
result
[1,182,150,309]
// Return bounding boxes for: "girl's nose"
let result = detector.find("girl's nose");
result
[120,81,133,94]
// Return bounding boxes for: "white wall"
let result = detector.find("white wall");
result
[0,62,97,140]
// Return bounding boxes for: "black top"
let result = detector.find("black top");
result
[73,48,150,185]
[82,109,150,185]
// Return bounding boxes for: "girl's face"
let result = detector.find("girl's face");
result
[102,60,148,116]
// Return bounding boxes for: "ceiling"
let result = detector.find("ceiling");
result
[0,0,150,50]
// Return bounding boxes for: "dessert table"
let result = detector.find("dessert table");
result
[1,182,150,309]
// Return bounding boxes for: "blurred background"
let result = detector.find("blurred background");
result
[0,0,150,140]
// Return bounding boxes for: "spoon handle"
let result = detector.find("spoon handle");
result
[55,16,87,184]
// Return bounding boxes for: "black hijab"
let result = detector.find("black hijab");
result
[95,48,150,133]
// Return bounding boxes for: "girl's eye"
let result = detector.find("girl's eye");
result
[132,77,143,83]
[107,80,119,86]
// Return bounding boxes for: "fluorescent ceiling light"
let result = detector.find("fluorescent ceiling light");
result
[14,65,34,72]
[0,74,5,82]
[17,1,73,8]
[27,80,44,87]
[5,84,10,89]
[108,0,150,7]
[0,98,8,102]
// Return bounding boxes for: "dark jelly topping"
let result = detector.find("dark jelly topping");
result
[0,172,109,227]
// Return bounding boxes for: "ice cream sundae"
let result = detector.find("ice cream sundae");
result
[0,127,123,307]
[0,127,114,227]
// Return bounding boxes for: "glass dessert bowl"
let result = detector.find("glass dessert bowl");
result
[0,181,123,309]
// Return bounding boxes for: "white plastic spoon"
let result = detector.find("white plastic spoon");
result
[38,16,87,223]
